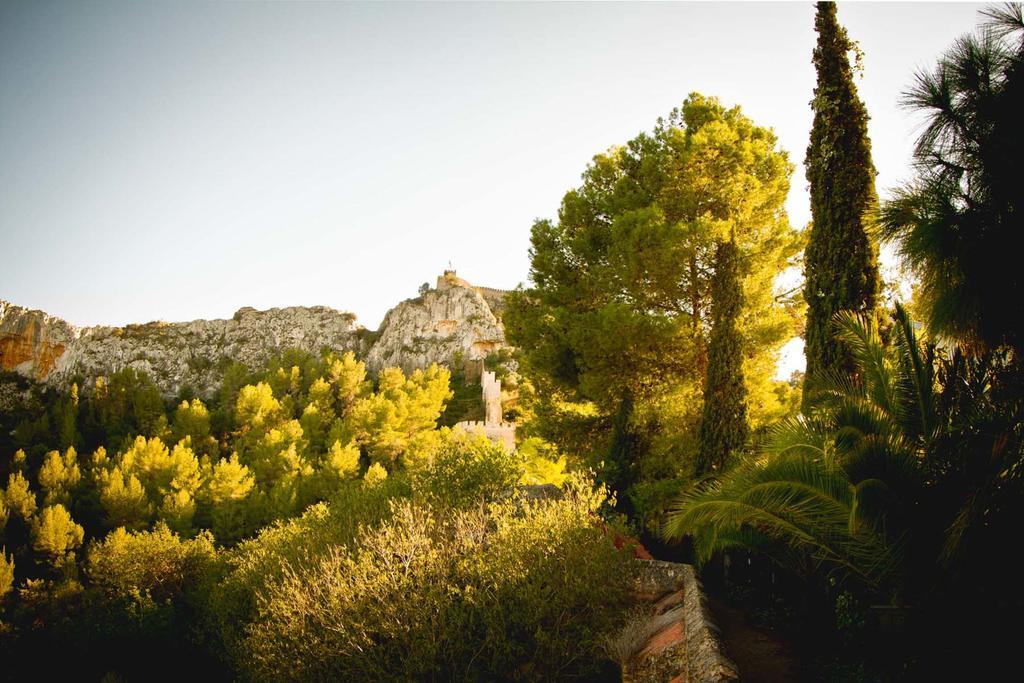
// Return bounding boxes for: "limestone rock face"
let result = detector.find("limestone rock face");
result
[365,282,506,374]
[0,300,367,398]
[0,274,511,399]
[0,301,79,380]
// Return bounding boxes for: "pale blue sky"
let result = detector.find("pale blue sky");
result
[1,1,983,333]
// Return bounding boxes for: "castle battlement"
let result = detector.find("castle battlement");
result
[454,420,516,429]
[453,420,516,450]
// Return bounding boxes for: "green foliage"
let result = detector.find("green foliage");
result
[0,547,12,599]
[240,480,632,682]
[347,364,453,465]
[667,301,1024,602]
[880,5,1024,353]
[172,398,218,457]
[202,454,256,542]
[54,387,79,452]
[85,369,167,450]
[31,504,84,567]
[317,439,360,487]
[519,437,569,487]
[0,351,636,678]
[362,462,388,488]
[4,471,37,521]
[235,382,281,431]
[411,430,524,509]
[202,476,410,665]
[86,523,216,602]
[803,1,882,407]
[323,351,371,415]
[97,465,150,531]
[440,357,485,427]
[697,238,749,474]
[37,448,82,507]
[507,92,799,508]
[93,436,202,534]
[669,309,922,587]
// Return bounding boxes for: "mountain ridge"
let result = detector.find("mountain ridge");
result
[0,271,509,397]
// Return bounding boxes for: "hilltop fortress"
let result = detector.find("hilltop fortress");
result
[0,271,514,400]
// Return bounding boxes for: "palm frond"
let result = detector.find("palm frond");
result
[664,454,899,587]
[833,312,904,423]
[759,415,833,460]
[981,3,1024,43]
[891,303,938,444]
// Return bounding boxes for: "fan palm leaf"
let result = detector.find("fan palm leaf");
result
[666,308,929,591]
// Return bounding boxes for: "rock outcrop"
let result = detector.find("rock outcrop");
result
[0,271,511,398]
[1,301,368,398]
[365,273,506,374]
[0,301,78,380]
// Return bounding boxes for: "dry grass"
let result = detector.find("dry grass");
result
[603,604,685,666]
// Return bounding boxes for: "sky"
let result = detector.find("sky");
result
[1,1,985,348]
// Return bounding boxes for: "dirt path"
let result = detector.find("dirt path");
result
[706,595,800,682]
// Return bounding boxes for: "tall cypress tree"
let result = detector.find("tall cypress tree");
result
[697,238,748,475]
[803,1,881,408]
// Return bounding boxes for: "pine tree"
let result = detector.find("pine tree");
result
[0,548,13,599]
[881,4,1024,354]
[697,239,748,474]
[803,1,881,408]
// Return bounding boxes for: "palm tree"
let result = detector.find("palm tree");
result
[665,306,931,594]
[880,4,1024,354]
[666,300,1023,605]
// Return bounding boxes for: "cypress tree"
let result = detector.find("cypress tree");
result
[803,1,881,408]
[606,392,639,506]
[697,239,748,475]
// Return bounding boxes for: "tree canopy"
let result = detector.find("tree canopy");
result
[507,93,800,511]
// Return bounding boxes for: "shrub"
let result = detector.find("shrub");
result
[31,504,84,568]
[1,548,13,599]
[241,478,633,681]
[86,523,216,602]
[202,475,411,664]
[411,430,523,509]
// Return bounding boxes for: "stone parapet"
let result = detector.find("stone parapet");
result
[453,420,516,450]
[619,561,738,683]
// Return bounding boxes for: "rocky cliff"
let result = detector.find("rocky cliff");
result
[0,300,78,380]
[0,273,509,398]
[366,278,506,374]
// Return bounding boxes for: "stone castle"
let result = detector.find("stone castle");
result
[454,368,516,449]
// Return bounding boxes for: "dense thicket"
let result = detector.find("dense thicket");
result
[803,1,881,407]
[0,350,587,680]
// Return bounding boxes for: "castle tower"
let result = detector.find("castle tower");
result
[481,369,502,424]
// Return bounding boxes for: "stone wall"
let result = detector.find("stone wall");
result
[473,286,510,319]
[481,369,502,423]
[620,560,738,683]
[452,420,516,450]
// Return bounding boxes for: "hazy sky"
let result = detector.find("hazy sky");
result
[1,1,984,333]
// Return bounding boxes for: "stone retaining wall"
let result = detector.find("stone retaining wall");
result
[620,560,738,683]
